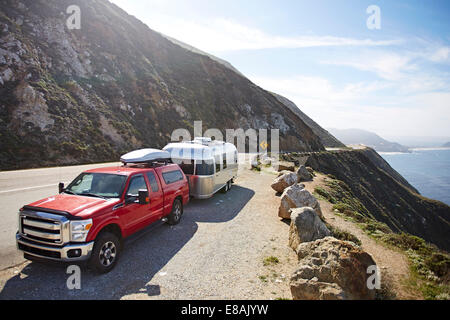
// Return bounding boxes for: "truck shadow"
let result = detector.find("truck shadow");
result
[0,185,254,299]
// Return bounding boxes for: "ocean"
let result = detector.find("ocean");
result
[380,148,450,206]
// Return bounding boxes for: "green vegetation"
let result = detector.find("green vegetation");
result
[325,223,362,246]
[319,175,450,300]
[263,256,280,266]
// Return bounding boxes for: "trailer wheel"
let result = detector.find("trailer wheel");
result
[89,232,121,274]
[166,198,183,225]
[221,182,229,193]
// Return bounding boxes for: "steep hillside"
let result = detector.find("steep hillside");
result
[272,93,345,148]
[328,128,410,153]
[305,148,450,250]
[0,0,325,170]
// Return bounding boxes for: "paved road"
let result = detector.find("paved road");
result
[0,156,256,271]
[0,167,296,300]
[0,162,121,270]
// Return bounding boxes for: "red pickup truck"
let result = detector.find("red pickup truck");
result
[16,159,190,273]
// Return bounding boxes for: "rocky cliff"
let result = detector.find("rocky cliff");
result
[272,93,345,148]
[0,0,325,170]
[305,148,450,251]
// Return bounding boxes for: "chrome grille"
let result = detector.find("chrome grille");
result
[19,210,68,245]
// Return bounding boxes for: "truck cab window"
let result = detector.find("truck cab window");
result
[126,175,147,197]
[146,172,159,192]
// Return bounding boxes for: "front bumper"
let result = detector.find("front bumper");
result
[16,233,94,262]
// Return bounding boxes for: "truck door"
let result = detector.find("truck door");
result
[146,171,164,219]
[121,174,151,233]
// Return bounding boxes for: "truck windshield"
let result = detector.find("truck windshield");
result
[65,173,127,199]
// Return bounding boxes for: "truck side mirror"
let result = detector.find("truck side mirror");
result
[59,182,65,194]
[138,190,149,205]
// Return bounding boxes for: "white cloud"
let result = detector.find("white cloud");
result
[114,9,399,53]
[249,75,450,137]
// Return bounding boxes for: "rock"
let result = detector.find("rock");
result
[251,155,259,169]
[297,165,313,182]
[271,172,299,193]
[277,161,295,172]
[278,184,322,219]
[277,170,292,177]
[290,237,377,300]
[306,166,315,176]
[289,207,331,250]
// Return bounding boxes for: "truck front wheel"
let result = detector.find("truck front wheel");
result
[166,198,183,225]
[89,232,121,274]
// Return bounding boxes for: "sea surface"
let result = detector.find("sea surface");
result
[380,148,450,206]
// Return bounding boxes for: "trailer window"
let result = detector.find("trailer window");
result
[222,153,227,169]
[177,160,195,175]
[195,161,214,176]
[162,170,184,184]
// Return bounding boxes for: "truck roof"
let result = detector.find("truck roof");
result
[84,163,180,176]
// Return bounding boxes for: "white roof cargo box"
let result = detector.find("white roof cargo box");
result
[163,142,213,160]
[120,148,170,164]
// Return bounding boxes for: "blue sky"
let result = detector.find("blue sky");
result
[110,0,450,139]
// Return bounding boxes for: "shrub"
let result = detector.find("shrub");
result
[263,256,280,266]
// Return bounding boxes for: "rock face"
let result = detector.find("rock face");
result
[278,184,322,219]
[297,165,313,182]
[0,0,325,170]
[289,207,331,250]
[271,93,345,148]
[290,237,377,300]
[271,172,299,193]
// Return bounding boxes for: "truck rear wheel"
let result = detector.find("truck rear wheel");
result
[89,232,120,274]
[166,198,183,225]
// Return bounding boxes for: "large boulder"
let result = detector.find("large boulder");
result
[277,170,293,177]
[271,172,299,193]
[277,161,295,172]
[251,155,259,169]
[290,237,377,300]
[297,165,313,182]
[289,207,331,250]
[278,184,323,219]
[260,154,276,166]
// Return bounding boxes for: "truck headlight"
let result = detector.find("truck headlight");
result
[70,219,93,242]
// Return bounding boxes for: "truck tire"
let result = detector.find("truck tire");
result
[89,232,121,274]
[166,198,183,225]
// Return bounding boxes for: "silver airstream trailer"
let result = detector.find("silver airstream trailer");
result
[163,138,238,199]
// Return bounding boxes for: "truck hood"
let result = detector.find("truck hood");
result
[25,194,120,218]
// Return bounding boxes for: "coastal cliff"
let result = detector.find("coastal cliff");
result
[305,148,450,251]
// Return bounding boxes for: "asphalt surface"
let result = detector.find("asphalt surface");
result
[0,162,121,270]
